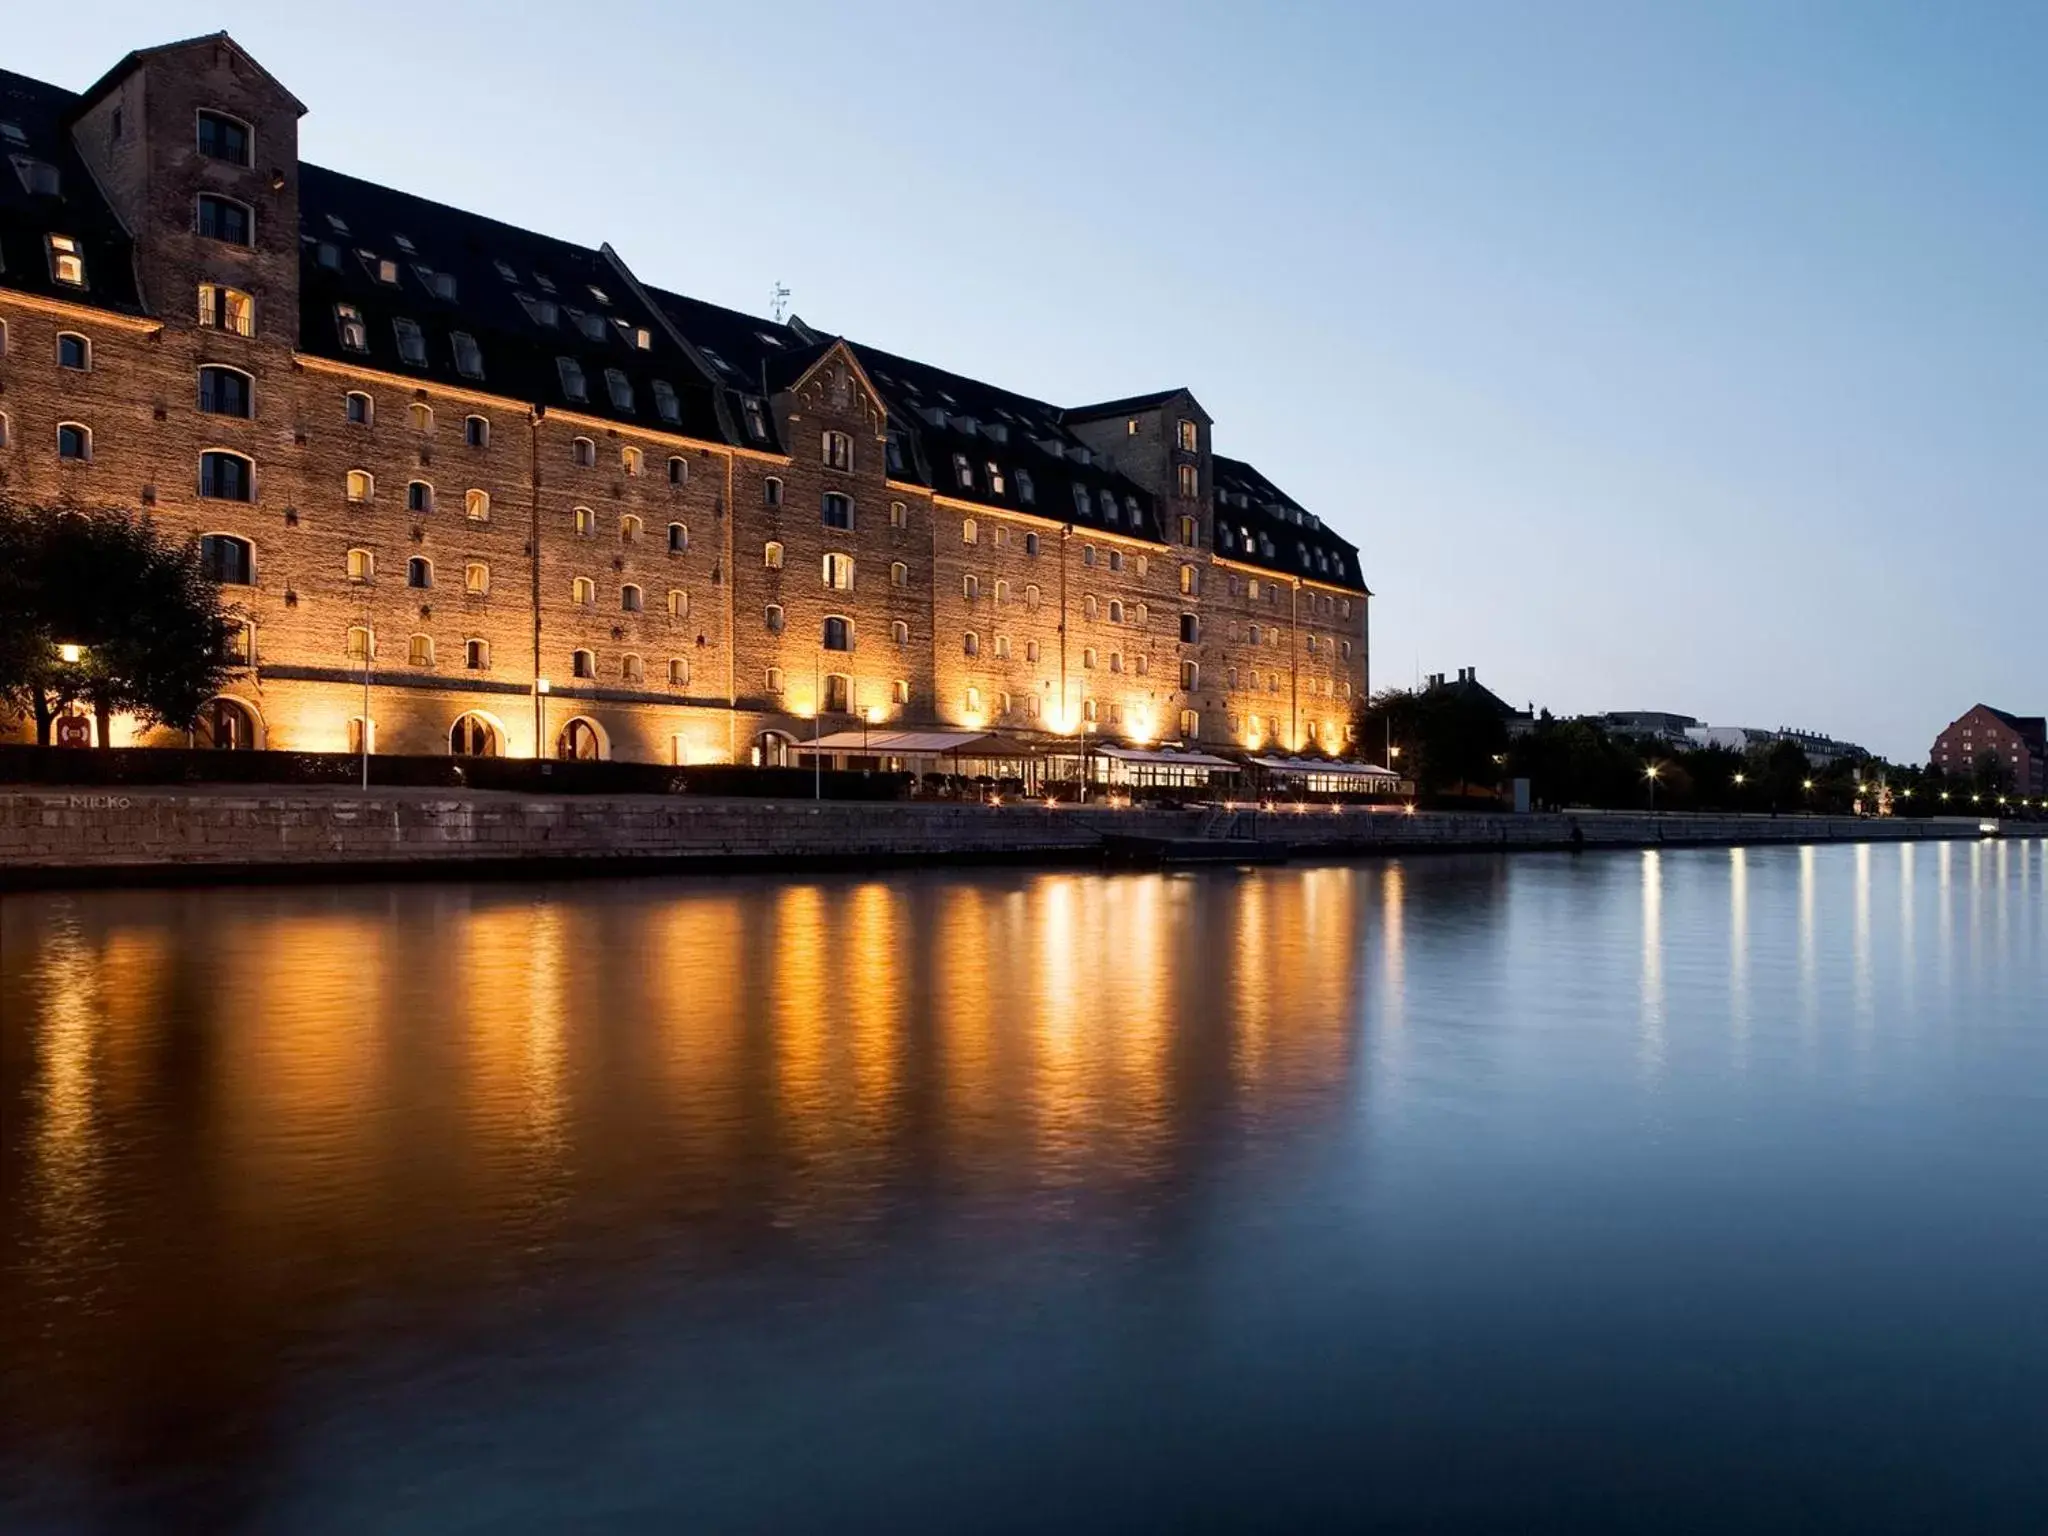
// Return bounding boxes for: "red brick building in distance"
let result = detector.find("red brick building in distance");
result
[1929,705,2046,797]
[0,33,1370,766]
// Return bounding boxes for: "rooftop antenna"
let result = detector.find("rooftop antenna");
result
[770,282,791,324]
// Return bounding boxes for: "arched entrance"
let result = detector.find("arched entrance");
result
[754,729,795,767]
[555,716,606,760]
[450,712,502,756]
[196,696,258,750]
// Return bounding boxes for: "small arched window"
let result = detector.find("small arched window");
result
[465,638,490,670]
[197,365,252,418]
[667,588,689,619]
[408,634,435,667]
[465,562,490,596]
[1083,595,1098,621]
[667,522,688,553]
[347,547,375,583]
[891,620,909,648]
[623,653,645,684]
[346,469,374,503]
[622,446,643,476]
[1083,647,1097,670]
[199,534,253,584]
[572,576,596,607]
[822,492,853,530]
[764,604,785,634]
[465,414,490,448]
[346,626,375,663]
[822,616,853,652]
[199,452,253,502]
[764,541,784,570]
[963,574,981,601]
[823,430,853,470]
[621,584,643,613]
[345,391,373,426]
[573,506,595,537]
[57,332,91,370]
[57,422,91,461]
[961,517,978,546]
[408,402,433,433]
[890,561,908,588]
[407,480,434,514]
[889,501,907,528]
[1180,563,1198,596]
[407,556,432,589]
[668,456,688,486]
[465,489,490,522]
[963,631,980,658]
[763,476,783,507]
[572,648,596,679]
[572,436,595,467]
[1108,599,1123,624]
[668,657,691,688]
[995,580,1010,605]
[620,514,642,544]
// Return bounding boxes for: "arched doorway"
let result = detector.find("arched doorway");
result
[555,717,605,760]
[196,696,258,750]
[754,729,795,767]
[450,712,501,756]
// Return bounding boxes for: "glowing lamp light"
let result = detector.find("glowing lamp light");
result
[57,642,83,664]
[535,676,551,695]
[865,705,882,725]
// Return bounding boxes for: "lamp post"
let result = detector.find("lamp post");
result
[1732,771,1746,812]
[1645,761,1661,815]
[534,676,550,760]
[361,638,373,790]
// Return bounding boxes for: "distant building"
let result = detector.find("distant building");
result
[1930,705,2046,796]
[1423,667,1535,736]
[1678,723,1867,766]
[1602,711,1699,744]
[1684,724,1766,753]
[1768,728,1869,768]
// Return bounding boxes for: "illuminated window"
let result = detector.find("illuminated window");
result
[1083,647,1097,670]
[1177,418,1198,452]
[466,638,490,669]
[346,626,374,663]
[764,541,784,570]
[668,657,691,688]
[465,562,490,596]
[893,679,910,704]
[962,517,978,545]
[346,469,374,503]
[1180,563,1198,596]
[347,548,375,583]
[623,654,645,684]
[48,233,86,286]
[1176,464,1199,499]
[574,506,596,537]
[766,667,784,695]
[667,589,689,619]
[1180,660,1199,691]
[823,430,852,470]
[620,514,642,544]
[409,402,433,433]
[408,633,435,667]
[824,553,855,590]
[891,620,909,648]
[572,576,595,607]
[465,489,490,522]
[332,302,364,350]
[953,453,973,489]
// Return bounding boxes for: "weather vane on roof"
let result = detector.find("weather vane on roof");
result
[770,282,791,324]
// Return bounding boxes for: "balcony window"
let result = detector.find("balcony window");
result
[196,110,252,165]
[198,366,252,417]
[196,194,253,246]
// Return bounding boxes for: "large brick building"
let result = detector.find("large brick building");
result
[1930,705,2046,797]
[0,34,1368,767]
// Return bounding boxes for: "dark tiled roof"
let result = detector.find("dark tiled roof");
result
[1981,705,2047,744]
[1212,455,1366,592]
[69,32,306,120]
[295,165,725,442]
[1062,388,1188,424]
[0,69,144,316]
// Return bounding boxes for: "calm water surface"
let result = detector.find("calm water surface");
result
[4,841,2048,1533]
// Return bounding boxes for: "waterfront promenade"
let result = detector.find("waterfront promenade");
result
[0,785,1991,888]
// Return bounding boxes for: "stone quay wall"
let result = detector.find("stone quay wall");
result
[0,788,1992,888]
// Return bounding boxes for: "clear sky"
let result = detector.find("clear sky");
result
[13,2,2044,760]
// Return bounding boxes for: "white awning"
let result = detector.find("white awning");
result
[1250,756,1401,778]
[1091,746,1240,769]
[804,729,1027,754]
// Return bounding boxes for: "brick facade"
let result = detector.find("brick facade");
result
[1930,705,2046,797]
[0,34,1370,766]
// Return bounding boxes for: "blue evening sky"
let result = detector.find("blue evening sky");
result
[14,2,2044,760]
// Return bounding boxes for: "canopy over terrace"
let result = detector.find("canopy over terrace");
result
[1250,755,1409,796]
[1059,743,1243,790]
[801,728,1045,786]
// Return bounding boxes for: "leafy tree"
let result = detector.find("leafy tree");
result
[0,501,240,745]
[1357,684,1508,800]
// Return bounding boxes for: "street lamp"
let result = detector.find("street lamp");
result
[57,642,84,665]
[1645,761,1661,814]
[534,676,551,761]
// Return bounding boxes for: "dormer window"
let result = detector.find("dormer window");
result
[533,270,556,293]
[450,332,484,379]
[392,318,428,367]
[588,285,612,306]
[316,241,341,270]
[613,320,652,350]
[518,293,560,327]
[987,462,1005,495]
[557,357,588,403]
[493,259,519,283]
[952,454,973,490]
[392,233,416,254]
[324,213,350,235]
[742,398,769,442]
[363,254,400,285]
[12,157,59,197]
[195,194,253,247]
[652,380,680,424]
[570,309,607,342]
[0,122,25,148]
[415,266,457,301]
[1016,470,1035,506]
[1177,419,1198,452]
[886,435,905,473]
[196,111,252,166]
[334,303,366,351]
[1071,484,1090,518]
[47,233,84,286]
[604,369,634,411]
